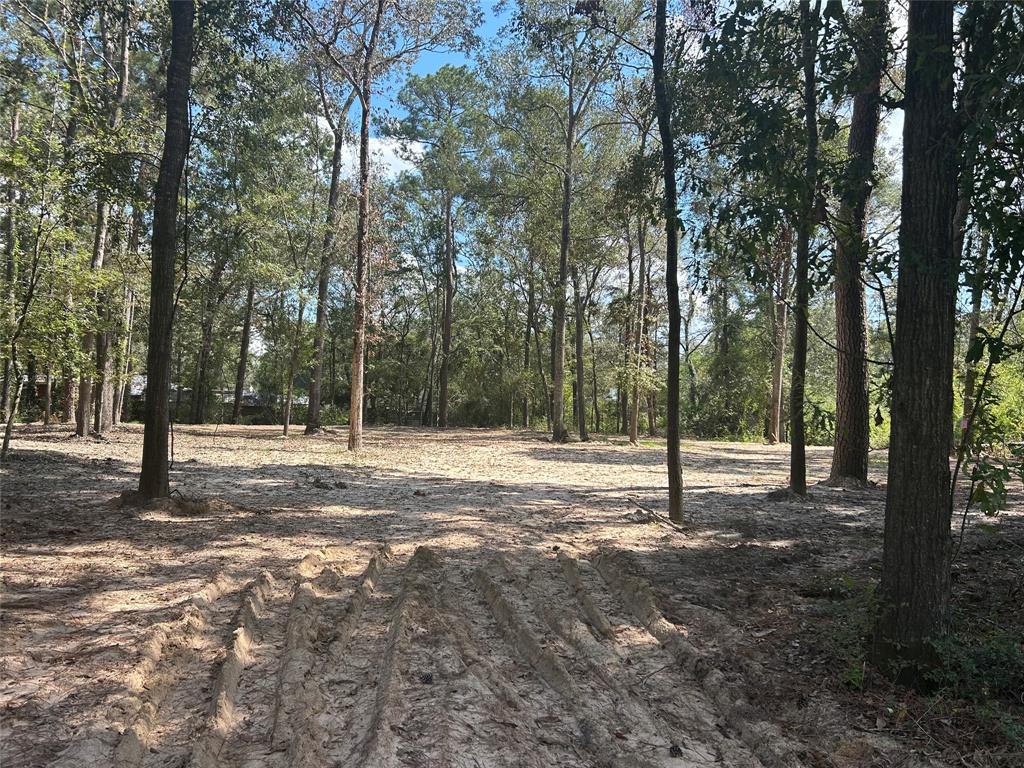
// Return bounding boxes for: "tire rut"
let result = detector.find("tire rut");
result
[48,544,804,768]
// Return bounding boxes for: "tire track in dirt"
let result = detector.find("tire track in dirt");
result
[49,573,235,768]
[49,544,805,768]
[188,571,275,768]
[594,548,803,768]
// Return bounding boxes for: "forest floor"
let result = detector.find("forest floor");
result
[1,425,1021,768]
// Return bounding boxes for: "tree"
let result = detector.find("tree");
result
[827,0,888,486]
[498,0,626,442]
[138,0,194,500]
[869,0,958,683]
[392,65,487,428]
[300,0,478,450]
[306,63,355,434]
[653,0,683,522]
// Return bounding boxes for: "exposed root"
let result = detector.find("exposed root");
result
[188,571,274,768]
[594,549,802,768]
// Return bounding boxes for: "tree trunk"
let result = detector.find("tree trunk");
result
[768,232,791,445]
[231,281,255,424]
[620,242,633,436]
[139,0,194,500]
[654,0,683,521]
[572,266,588,440]
[308,101,352,434]
[43,368,52,425]
[192,306,215,424]
[348,79,373,451]
[789,0,819,496]
[532,314,551,430]
[588,322,600,433]
[2,105,19,424]
[829,0,886,485]
[438,193,455,428]
[551,117,575,443]
[1,362,22,461]
[870,0,958,684]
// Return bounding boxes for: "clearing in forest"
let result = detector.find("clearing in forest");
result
[1,426,1021,767]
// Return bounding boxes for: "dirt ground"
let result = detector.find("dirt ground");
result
[1,424,1021,768]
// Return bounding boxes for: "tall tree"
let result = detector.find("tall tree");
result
[788,0,820,495]
[653,0,683,522]
[828,0,888,485]
[306,67,356,434]
[138,0,194,500]
[300,0,478,450]
[870,0,958,682]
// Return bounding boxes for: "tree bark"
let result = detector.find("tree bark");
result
[551,114,575,443]
[588,322,600,433]
[43,368,52,425]
[522,260,534,428]
[138,0,194,500]
[438,193,455,428]
[829,0,887,485]
[2,105,20,424]
[789,0,820,496]
[654,0,683,521]
[870,0,958,684]
[347,0,385,452]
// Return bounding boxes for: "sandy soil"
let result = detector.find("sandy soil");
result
[1,425,1020,768]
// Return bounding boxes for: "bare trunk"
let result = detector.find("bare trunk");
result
[629,219,648,444]
[139,0,194,500]
[348,81,373,450]
[588,323,600,433]
[522,262,534,428]
[829,0,887,484]
[283,299,305,437]
[1,106,19,423]
[572,267,587,440]
[438,193,455,428]
[654,0,683,520]
[789,0,819,496]
[551,118,574,443]
[43,368,52,425]
[870,0,957,685]
[308,105,352,433]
